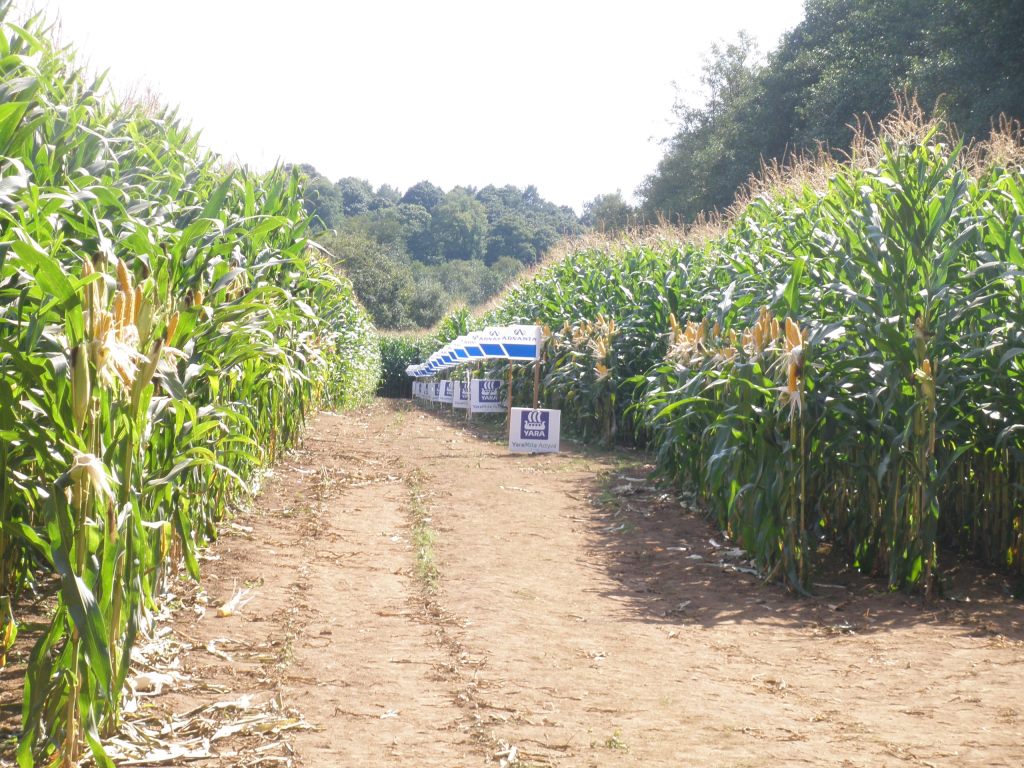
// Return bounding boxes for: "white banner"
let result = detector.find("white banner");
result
[453,378,470,410]
[441,379,454,404]
[508,408,561,453]
[470,378,506,414]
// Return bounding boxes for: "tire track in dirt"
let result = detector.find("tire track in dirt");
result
[157,399,1022,768]
[157,404,475,766]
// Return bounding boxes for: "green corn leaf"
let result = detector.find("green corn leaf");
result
[52,546,113,699]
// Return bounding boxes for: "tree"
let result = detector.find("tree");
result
[476,183,582,265]
[639,0,1024,223]
[371,183,402,211]
[318,230,414,329]
[302,174,344,230]
[431,189,488,261]
[407,278,449,328]
[640,33,764,222]
[400,180,445,212]
[298,175,583,323]
[433,259,492,305]
[335,177,375,217]
[486,256,523,293]
[486,213,536,264]
[292,166,344,231]
[397,203,437,263]
[582,191,635,232]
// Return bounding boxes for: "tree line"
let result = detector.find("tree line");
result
[587,0,1024,230]
[294,169,583,329]
[298,0,1024,321]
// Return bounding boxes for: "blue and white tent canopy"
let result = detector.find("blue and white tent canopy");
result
[406,325,544,377]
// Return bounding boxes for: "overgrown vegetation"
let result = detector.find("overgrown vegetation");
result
[0,6,378,764]
[488,109,1024,595]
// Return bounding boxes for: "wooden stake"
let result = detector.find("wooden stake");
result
[533,351,542,410]
[507,364,513,424]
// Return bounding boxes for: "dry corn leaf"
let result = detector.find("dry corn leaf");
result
[217,585,257,617]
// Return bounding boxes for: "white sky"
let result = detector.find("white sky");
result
[28,0,805,212]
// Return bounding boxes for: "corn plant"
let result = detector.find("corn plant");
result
[0,6,379,765]
[543,315,618,444]
[483,114,1024,594]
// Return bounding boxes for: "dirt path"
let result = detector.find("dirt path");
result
[149,399,1021,767]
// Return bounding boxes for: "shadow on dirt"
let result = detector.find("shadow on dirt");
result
[406,398,1024,645]
[577,464,1024,644]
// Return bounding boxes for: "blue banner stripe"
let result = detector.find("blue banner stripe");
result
[502,343,538,359]
[480,343,504,356]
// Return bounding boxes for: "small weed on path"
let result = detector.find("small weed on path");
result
[406,468,439,592]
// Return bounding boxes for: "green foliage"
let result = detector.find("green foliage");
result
[292,170,580,328]
[378,335,426,398]
[476,184,580,266]
[432,188,488,262]
[316,229,414,328]
[494,120,1024,594]
[400,180,445,212]
[641,34,764,221]
[642,0,1024,222]
[582,191,638,233]
[377,307,474,398]
[407,277,449,329]
[0,7,378,763]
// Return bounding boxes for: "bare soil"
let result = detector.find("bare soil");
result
[3,398,1023,767]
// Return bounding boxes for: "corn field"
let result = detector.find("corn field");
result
[493,114,1024,596]
[0,7,378,765]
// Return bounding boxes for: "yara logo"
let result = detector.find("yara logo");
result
[520,409,549,440]
[478,379,501,402]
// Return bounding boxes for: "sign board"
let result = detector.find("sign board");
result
[470,378,506,414]
[432,381,442,402]
[479,325,543,360]
[453,379,470,410]
[462,332,485,359]
[499,324,543,360]
[508,408,561,453]
[475,327,506,358]
[410,325,543,375]
[441,379,454,404]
